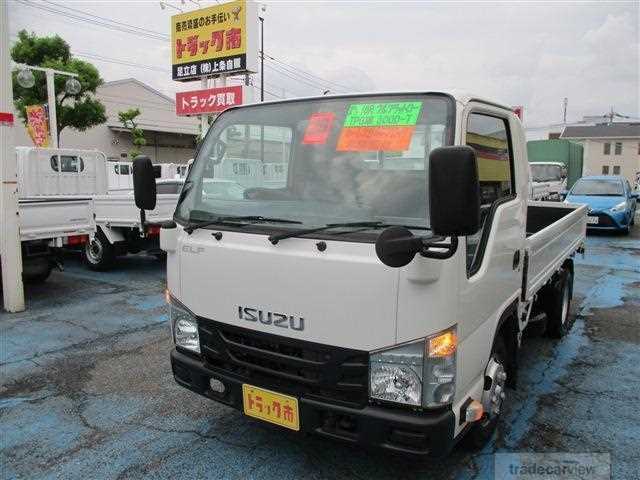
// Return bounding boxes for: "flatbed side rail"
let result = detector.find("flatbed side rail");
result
[524,202,587,302]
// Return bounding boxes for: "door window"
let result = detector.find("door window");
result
[50,155,85,172]
[465,112,515,274]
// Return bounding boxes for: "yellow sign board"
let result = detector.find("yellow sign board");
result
[171,0,257,81]
[242,384,300,431]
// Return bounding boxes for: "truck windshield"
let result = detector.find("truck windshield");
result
[175,94,454,235]
[531,164,563,182]
[571,179,624,196]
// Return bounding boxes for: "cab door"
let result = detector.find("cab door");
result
[456,102,527,397]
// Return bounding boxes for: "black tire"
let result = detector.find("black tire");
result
[463,334,509,450]
[543,267,573,338]
[22,257,53,284]
[84,229,115,271]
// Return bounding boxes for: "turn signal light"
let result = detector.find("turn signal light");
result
[428,330,458,358]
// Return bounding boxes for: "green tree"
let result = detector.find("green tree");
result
[118,108,146,159]
[11,30,107,141]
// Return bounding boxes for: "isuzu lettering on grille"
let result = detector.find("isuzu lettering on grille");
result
[238,306,305,331]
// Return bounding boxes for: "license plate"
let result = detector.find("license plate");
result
[242,384,300,431]
[587,216,599,225]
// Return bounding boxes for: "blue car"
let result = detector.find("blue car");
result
[564,175,638,233]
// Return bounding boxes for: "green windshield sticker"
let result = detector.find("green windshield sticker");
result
[343,102,422,127]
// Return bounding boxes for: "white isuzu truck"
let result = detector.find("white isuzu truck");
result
[134,91,587,456]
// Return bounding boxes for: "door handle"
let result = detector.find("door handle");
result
[512,250,521,270]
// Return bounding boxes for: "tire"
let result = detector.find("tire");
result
[84,229,115,271]
[22,257,53,284]
[543,267,573,338]
[153,252,167,260]
[463,334,509,450]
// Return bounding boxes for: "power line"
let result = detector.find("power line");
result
[263,62,340,93]
[15,0,168,41]
[263,53,354,92]
[42,0,169,38]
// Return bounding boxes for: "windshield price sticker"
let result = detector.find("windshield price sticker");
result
[302,112,335,145]
[343,102,422,127]
[336,126,415,152]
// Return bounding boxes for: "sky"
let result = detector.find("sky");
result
[7,0,640,138]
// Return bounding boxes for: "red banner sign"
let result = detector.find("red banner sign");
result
[0,112,14,125]
[26,105,50,147]
[176,85,244,116]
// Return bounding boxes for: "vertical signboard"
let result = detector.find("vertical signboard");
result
[25,104,50,147]
[171,0,258,81]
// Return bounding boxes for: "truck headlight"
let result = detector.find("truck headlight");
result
[370,339,424,406]
[369,326,457,408]
[610,201,626,213]
[169,297,200,354]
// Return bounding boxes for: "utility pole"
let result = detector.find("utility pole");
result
[259,15,264,102]
[0,1,25,312]
[562,97,568,125]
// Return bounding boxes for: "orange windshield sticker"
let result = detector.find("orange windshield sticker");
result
[336,126,415,152]
[302,112,335,145]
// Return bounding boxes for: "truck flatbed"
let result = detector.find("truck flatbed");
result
[524,201,587,301]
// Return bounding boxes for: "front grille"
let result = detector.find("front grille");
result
[198,318,369,408]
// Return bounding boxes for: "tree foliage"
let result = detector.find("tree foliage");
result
[11,30,107,139]
[118,108,147,159]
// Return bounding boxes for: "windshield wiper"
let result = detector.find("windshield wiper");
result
[268,221,428,245]
[184,215,302,234]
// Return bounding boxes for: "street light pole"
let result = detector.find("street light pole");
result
[14,63,79,148]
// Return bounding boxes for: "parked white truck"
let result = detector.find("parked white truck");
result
[15,147,179,272]
[16,147,99,282]
[529,161,567,201]
[134,92,587,456]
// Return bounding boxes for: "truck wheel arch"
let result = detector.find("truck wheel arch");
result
[491,298,520,389]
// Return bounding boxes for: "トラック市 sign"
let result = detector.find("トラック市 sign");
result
[171,0,258,81]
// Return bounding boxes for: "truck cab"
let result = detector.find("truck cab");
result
[134,91,586,456]
[529,161,567,200]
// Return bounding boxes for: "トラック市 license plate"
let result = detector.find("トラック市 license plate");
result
[242,384,300,431]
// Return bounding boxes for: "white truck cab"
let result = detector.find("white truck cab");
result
[530,161,567,200]
[134,92,586,456]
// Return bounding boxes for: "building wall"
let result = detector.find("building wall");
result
[578,139,640,185]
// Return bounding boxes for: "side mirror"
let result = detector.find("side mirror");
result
[133,156,157,211]
[429,146,480,237]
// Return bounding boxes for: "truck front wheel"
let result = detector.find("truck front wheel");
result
[463,334,509,450]
[84,230,115,271]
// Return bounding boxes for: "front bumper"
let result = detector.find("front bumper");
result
[171,349,456,456]
[587,211,629,230]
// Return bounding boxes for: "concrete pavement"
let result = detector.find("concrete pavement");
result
[1,225,639,479]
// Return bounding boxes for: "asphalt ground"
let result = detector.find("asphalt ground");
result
[1,222,639,479]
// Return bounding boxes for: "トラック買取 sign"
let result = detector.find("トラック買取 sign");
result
[171,0,258,81]
[176,85,248,116]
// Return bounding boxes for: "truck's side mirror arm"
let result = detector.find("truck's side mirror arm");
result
[375,226,459,268]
